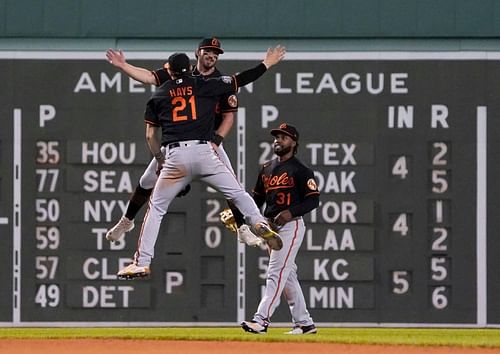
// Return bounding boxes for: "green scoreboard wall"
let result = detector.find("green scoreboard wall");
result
[0,51,498,326]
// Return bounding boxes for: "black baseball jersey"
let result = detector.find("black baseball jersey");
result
[144,74,237,144]
[253,156,320,218]
[152,66,238,131]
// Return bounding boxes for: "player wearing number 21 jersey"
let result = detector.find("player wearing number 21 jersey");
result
[117,48,286,279]
[146,72,236,144]
[105,38,262,248]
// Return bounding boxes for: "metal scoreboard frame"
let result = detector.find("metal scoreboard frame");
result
[0,50,497,327]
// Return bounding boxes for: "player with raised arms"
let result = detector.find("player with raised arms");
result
[117,47,286,279]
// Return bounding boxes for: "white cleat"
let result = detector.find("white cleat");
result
[284,324,317,334]
[237,225,263,247]
[106,216,134,242]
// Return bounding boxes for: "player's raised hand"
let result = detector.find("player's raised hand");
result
[106,49,157,84]
[263,45,286,69]
[106,49,127,68]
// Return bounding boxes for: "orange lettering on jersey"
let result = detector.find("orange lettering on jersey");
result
[262,172,295,191]
[169,86,193,98]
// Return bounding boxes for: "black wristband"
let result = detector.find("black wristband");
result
[212,134,224,146]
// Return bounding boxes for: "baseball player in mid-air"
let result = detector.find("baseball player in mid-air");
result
[105,37,262,247]
[117,47,286,279]
[240,123,320,335]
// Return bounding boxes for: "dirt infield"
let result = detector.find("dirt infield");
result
[2,339,500,354]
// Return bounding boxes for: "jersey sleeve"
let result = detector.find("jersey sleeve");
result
[151,66,171,86]
[301,168,320,198]
[219,92,238,113]
[251,166,266,209]
[144,99,160,126]
[234,63,267,87]
[288,167,320,217]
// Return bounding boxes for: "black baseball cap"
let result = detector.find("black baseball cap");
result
[270,123,299,141]
[198,37,224,54]
[167,53,191,73]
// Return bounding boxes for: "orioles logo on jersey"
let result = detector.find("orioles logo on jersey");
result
[227,94,238,107]
[307,178,318,191]
[263,172,295,191]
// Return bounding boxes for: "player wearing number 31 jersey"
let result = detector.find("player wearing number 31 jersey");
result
[241,123,320,335]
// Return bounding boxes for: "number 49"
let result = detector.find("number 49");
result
[35,284,60,308]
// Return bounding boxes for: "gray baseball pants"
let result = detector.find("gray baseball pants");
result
[134,140,264,267]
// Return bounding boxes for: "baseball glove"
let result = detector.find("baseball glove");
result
[219,208,238,233]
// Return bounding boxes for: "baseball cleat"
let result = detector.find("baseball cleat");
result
[241,320,268,334]
[237,225,263,247]
[255,222,283,250]
[106,216,134,242]
[284,324,317,335]
[117,262,150,280]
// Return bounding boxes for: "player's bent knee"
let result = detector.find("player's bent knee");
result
[139,175,157,189]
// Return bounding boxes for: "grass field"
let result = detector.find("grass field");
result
[1,328,500,348]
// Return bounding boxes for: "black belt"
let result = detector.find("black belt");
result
[165,140,208,149]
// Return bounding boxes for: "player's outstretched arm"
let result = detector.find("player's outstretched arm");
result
[106,49,157,85]
[233,45,286,87]
[262,45,286,69]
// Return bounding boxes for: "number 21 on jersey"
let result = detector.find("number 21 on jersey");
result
[172,96,197,121]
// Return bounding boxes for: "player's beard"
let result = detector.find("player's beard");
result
[199,55,217,72]
[274,144,292,156]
